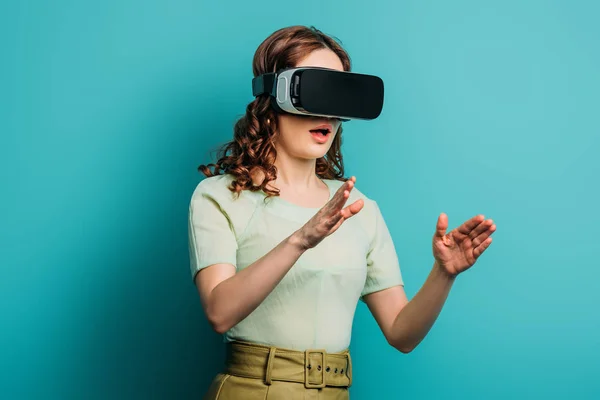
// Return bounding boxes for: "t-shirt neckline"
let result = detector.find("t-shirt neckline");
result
[262,179,334,221]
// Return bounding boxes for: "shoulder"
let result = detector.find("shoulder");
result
[190,173,261,210]
[189,174,262,238]
[192,173,235,198]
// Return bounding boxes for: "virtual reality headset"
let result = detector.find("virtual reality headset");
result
[252,67,384,121]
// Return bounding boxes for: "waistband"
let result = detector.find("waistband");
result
[224,341,353,389]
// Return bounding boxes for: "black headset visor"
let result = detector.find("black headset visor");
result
[252,67,384,121]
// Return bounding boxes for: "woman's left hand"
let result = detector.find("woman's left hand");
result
[432,213,496,277]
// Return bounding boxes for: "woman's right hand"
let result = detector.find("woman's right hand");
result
[293,176,364,250]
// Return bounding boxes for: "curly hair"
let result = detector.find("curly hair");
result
[198,25,352,197]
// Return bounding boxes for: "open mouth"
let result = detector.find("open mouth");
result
[309,128,331,136]
[309,124,333,137]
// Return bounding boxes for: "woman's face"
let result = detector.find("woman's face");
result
[274,48,344,161]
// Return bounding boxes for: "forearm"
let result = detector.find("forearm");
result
[388,261,456,353]
[206,233,306,333]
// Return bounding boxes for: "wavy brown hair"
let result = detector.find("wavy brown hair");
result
[198,25,352,197]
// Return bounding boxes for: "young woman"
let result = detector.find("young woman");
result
[188,25,496,400]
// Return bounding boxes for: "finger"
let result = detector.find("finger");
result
[435,213,448,238]
[326,198,363,233]
[472,223,497,247]
[325,213,344,230]
[330,178,353,207]
[329,215,346,233]
[473,237,492,258]
[469,219,494,240]
[340,198,364,219]
[457,214,485,235]
[326,177,356,213]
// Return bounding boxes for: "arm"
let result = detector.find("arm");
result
[195,177,364,334]
[196,234,305,334]
[364,262,455,353]
[365,212,495,353]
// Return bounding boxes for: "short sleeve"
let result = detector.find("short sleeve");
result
[188,186,238,282]
[361,201,404,298]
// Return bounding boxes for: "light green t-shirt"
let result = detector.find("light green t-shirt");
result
[188,173,403,352]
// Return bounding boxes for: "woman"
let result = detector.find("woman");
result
[188,25,496,399]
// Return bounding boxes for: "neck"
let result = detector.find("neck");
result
[272,150,320,190]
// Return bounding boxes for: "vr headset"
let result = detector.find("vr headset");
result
[252,67,384,121]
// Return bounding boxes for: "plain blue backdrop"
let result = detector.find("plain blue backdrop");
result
[2,0,599,399]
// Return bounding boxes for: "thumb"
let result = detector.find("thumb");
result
[435,212,448,238]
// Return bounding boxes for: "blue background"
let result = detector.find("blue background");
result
[2,0,599,399]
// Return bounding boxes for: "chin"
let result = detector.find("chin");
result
[298,146,331,160]
[293,152,328,161]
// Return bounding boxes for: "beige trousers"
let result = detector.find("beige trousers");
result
[203,341,353,400]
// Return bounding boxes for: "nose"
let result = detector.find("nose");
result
[317,116,342,123]
[306,115,344,125]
